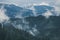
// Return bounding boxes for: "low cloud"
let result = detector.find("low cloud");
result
[0,0,60,7]
[0,5,9,23]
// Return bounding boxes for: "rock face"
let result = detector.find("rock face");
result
[0,3,60,40]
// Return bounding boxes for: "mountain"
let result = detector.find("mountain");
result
[1,15,60,40]
[0,3,58,18]
[25,15,60,40]
[0,3,34,18]
[27,3,57,18]
[0,3,60,40]
[0,23,38,40]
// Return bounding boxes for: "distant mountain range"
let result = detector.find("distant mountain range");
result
[0,3,60,40]
[0,3,59,18]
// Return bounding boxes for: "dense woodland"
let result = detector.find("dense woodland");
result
[0,16,60,40]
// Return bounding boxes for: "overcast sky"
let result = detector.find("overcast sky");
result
[0,0,60,7]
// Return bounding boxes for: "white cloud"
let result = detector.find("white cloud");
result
[32,2,49,6]
[0,5,9,23]
[54,6,60,16]
[43,10,53,18]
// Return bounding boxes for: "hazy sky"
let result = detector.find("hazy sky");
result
[0,0,60,7]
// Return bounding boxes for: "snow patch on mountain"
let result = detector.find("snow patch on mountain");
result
[28,27,39,36]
